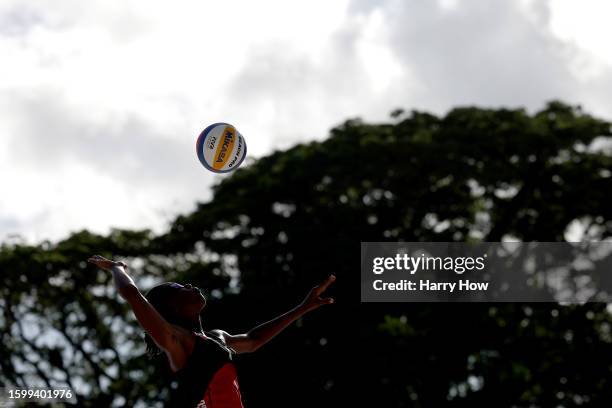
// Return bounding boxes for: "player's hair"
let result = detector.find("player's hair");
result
[143,282,202,359]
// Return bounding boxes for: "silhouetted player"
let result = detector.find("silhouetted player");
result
[88,255,335,407]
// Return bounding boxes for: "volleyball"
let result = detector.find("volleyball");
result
[196,123,247,173]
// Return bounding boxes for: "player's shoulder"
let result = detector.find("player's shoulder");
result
[205,329,237,354]
[206,329,229,342]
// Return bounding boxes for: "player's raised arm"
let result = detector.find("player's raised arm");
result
[218,275,336,354]
[87,255,184,357]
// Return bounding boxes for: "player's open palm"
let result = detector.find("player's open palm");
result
[87,255,126,271]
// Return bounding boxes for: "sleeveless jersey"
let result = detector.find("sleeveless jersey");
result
[168,331,245,408]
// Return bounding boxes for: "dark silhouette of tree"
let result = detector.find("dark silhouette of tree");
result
[0,101,611,407]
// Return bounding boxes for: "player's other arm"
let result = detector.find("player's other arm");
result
[218,275,336,354]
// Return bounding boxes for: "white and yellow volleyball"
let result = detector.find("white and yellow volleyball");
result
[196,123,247,173]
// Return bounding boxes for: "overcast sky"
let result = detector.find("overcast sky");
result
[1,0,611,243]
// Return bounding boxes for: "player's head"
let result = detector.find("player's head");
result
[147,282,206,314]
[143,282,206,357]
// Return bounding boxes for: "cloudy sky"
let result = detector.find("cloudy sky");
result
[1,0,611,243]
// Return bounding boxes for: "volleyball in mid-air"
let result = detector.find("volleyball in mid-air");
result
[196,123,247,173]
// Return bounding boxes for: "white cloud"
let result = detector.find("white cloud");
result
[549,0,612,68]
[355,8,406,93]
[0,0,611,243]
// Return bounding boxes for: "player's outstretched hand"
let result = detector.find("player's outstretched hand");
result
[87,255,127,271]
[300,275,336,313]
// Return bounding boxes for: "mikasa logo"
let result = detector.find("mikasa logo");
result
[213,126,236,170]
[216,130,234,163]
